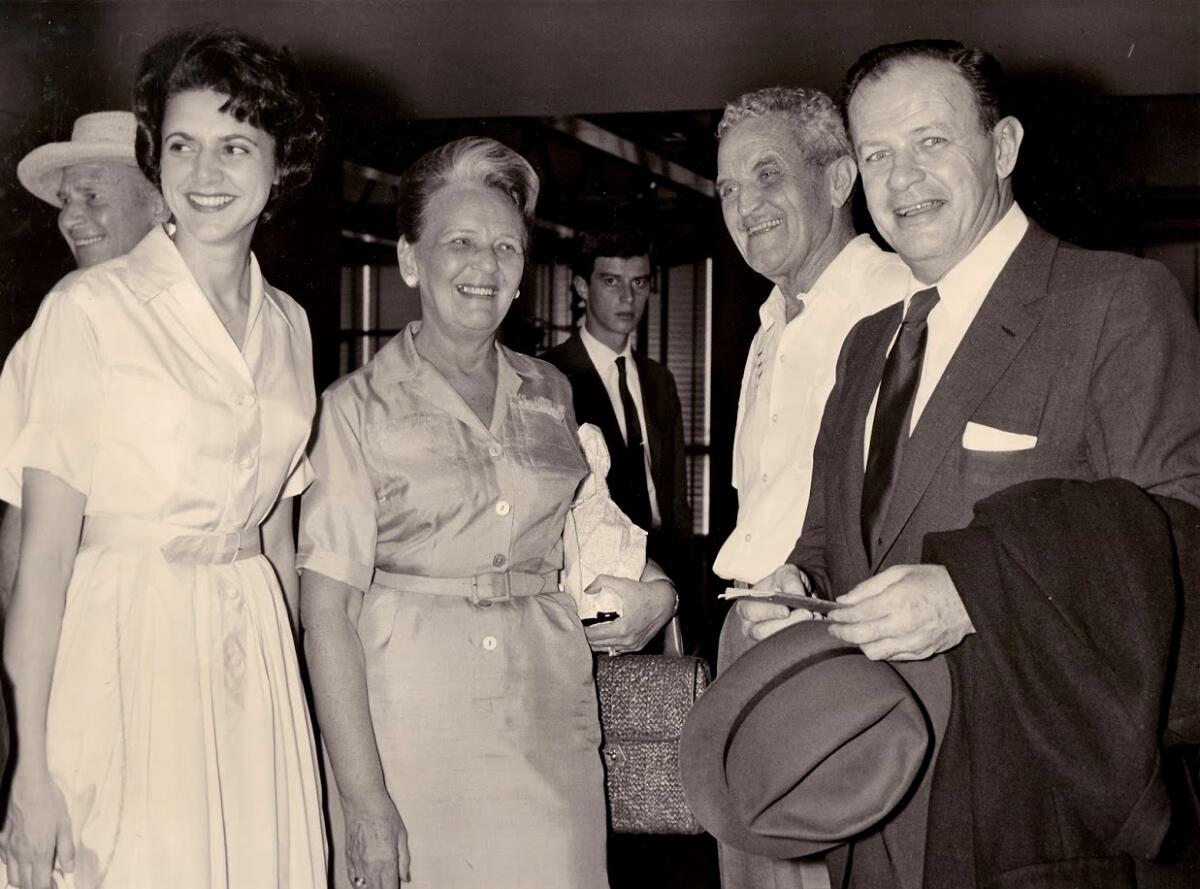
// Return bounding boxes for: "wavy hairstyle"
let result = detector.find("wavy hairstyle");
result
[396,137,540,246]
[716,87,851,167]
[842,39,1009,135]
[133,27,326,219]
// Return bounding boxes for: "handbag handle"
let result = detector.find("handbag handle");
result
[663,614,684,658]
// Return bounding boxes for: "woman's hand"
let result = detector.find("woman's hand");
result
[584,572,676,654]
[3,768,75,889]
[343,790,411,889]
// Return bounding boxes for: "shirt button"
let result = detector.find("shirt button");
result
[482,635,498,651]
[493,554,506,568]
[238,456,255,471]
[762,473,769,482]
[495,500,511,517]
[779,354,786,364]
[235,392,255,407]
[744,533,752,542]
[772,413,779,423]
[489,443,503,458]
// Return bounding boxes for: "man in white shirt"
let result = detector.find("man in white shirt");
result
[711,86,908,889]
[712,87,908,590]
[742,40,1200,888]
[542,226,692,588]
[1,111,166,604]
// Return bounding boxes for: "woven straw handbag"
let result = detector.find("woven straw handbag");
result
[595,617,711,834]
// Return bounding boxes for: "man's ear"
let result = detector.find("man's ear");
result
[573,274,589,303]
[992,116,1024,180]
[827,155,859,209]
[397,238,419,289]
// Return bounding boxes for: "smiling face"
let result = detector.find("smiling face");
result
[159,88,278,253]
[849,58,1023,283]
[397,182,526,340]
[577,254,651,352]
[716,113,840,295]
[56,163,164,268]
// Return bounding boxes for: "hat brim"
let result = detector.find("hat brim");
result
[680,621,930,859]
[17,142,139,208]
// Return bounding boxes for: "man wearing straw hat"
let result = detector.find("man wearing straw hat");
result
[0,111,167,607]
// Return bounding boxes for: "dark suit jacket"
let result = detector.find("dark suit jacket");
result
[542,333,692,577]
[787,222,1200,888]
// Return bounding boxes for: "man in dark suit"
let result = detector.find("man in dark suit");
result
[543,226,692,588]
[739,40,1200,888]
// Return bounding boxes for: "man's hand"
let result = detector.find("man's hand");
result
[735,564,819,642]
[584,573,676,654]
[826,564,974,660]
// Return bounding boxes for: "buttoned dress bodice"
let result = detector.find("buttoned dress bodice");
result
[0,227,325,889]
[300,323,608,889]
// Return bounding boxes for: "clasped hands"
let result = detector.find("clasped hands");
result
[738,562,974,661]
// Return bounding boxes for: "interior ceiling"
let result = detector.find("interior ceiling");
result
[5,2,1197,136]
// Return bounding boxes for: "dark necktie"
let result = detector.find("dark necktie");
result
[615,355,652,529]
[861,287,941,562]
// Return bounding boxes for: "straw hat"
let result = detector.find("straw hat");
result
[679,621,931,859]
[17,111,140,208]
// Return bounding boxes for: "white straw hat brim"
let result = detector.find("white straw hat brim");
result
[17,141,140,208]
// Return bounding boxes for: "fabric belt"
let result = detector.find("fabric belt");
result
[370,567,560,606]
[81,515,263,565]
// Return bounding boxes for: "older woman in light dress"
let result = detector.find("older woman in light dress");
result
[299,137,678,889]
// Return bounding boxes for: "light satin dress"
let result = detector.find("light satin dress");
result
[0,227,326,889]
[300,322,609,889]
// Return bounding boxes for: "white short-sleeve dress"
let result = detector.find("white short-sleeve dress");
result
[0,227,326,889]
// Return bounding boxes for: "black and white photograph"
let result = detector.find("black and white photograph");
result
[0,2,1197,888]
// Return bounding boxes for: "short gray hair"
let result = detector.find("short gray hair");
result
[396,136,540,244]
[716,87,851,166]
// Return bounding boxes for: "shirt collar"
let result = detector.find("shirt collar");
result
[907,202,1029,305]
[121,225,293,331]
[580,322,632,369]
[377,320,526,390]
[757,234,882,329]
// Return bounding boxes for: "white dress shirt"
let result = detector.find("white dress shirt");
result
[864,203,1030,461]
[579,324,661,528]
[714,234,910,583]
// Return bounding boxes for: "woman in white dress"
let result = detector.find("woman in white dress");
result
[0,28,327,889]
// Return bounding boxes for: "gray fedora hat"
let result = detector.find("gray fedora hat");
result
[679,621,931,859]
[17,111,140,208]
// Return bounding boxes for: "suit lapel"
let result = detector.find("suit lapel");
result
[840,307,902,580]
[558,335,627,471]
[871,225,1057,569]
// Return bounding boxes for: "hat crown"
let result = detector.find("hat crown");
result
[70,111,137,147]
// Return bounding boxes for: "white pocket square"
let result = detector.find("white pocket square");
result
[962,421,1038,452]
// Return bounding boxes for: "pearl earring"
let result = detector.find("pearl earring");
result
[404,276,418,288]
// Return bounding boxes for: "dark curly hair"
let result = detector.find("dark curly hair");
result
[842,39,1009,137]
[133,27,326,220]
[572,224,653,283]
[396,137,539,247]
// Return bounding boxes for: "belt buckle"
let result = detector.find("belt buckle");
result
[471,572,512,606]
